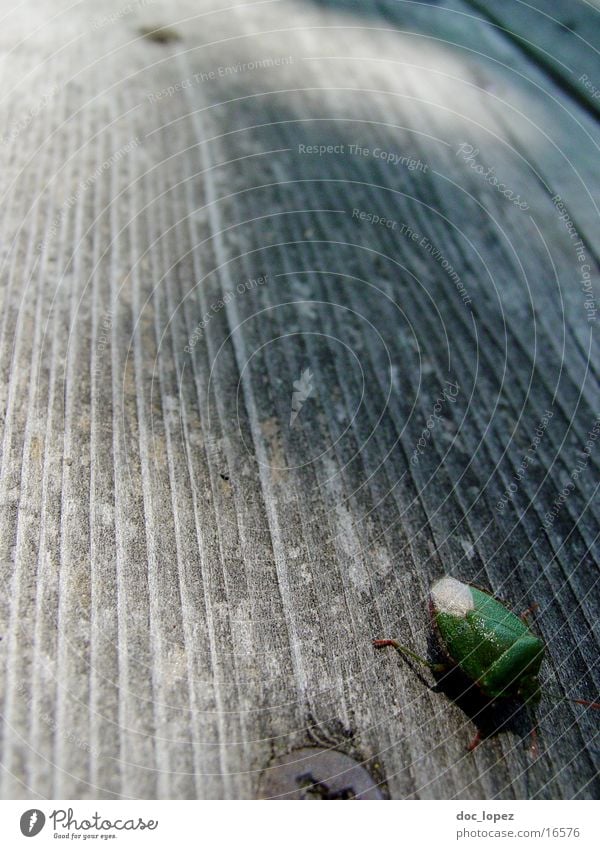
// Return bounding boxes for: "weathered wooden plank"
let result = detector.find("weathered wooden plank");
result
[0,0,598,800]
[465,0,600,116]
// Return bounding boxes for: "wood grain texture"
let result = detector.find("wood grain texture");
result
[0,0,598,799]
[465,0,600,117]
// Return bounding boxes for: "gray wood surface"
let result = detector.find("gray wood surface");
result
[0,0,598,799]
[466,0,600,116]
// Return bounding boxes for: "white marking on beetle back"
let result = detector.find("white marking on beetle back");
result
[431,576,474,617]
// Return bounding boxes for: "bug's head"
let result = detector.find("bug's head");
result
[518,674,541,706]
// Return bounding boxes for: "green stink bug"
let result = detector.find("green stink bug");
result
[374,575,599,752]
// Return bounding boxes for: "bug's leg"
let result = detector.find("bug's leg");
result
[372,639,401,649]
[520,602,539,623]
[467,729,482,751]
[528,725,539,759]
[571,698,600,710]
[523,701,541,759]
[372,639,447,672]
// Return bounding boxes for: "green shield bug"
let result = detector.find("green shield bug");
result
[374,575,599,753]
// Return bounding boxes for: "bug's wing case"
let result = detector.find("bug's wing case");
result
[432,585,545,698]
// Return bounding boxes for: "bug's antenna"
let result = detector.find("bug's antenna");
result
[542,688,600,710]
[373,639,447,672]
